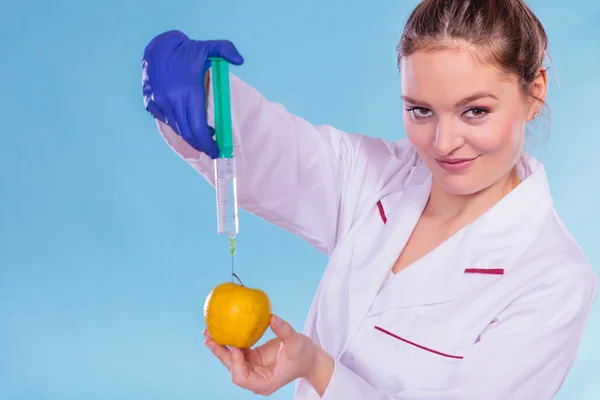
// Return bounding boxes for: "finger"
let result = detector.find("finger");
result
[149,91,178,134]
[270,315,297,346]
[144,100,166,123]
[205,40,244,65]
[186,89,219,158]
[163,102,180,136]
[205,338,233,370]
[230,347,253,387]
[144,30,189,57]
[173,97,205,154]
[254,338,283,365]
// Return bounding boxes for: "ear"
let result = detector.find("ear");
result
[528,67,548,120]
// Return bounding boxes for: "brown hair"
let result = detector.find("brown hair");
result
[398,0,549,102]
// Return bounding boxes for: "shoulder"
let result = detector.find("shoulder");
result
[345,135,424,202]
[517,209,593,274]
[332,134,423,238]
[342,134,418,164]
[342,134,421,190]
[358,135,418,164]
[511,210,598,311]
[493,158,598,302]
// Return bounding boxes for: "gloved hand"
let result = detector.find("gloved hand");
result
[141,30,244,158]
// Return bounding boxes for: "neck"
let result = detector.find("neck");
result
[424,168,520,223]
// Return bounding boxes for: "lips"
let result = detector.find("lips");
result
[439,158,473,163]
[435,157,477,172]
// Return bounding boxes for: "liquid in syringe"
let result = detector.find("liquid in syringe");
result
[215,156,239,241]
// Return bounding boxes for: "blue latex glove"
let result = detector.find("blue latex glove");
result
[141,30,244,158]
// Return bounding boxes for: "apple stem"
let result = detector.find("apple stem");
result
[232,272,244,287]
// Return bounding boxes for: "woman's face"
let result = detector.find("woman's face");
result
[400,49,544,196]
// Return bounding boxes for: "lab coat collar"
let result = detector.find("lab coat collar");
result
[462,155,554,274]
[345,154,553,334]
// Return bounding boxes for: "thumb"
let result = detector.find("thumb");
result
[205,40,244,65]
[270,315,296,345]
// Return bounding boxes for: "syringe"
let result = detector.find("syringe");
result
[209,57,239,272]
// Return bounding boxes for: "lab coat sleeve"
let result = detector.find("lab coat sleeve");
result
[155,72,402,256]
[320,264,598,400]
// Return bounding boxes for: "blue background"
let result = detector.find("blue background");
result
[1,0,599,398]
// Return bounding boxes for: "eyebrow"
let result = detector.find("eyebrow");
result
[401,91,499,108]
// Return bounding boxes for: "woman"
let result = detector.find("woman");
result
[141,0,597,398]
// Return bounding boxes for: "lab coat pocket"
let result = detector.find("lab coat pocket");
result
[352,310,470,393]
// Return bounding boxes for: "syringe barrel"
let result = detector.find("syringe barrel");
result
[210,57,239,236]
[209,57,234,159]
[214,157,239,236]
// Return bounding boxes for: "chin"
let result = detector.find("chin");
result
[432,174,488,196]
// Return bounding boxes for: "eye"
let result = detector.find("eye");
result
[405,107,433,120]
[462,107,490,120]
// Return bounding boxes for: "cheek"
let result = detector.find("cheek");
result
[468,118,525,155]
[404,121,435,151]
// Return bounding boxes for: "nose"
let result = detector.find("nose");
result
[433,118,465,156]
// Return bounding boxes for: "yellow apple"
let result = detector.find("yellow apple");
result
[203,281,272,349]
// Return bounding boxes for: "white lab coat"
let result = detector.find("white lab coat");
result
[155,72,598,399]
